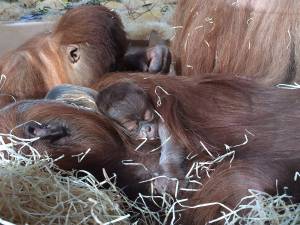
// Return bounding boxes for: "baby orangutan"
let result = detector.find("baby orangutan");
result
[96,82,185,193]
[97,82,158,140]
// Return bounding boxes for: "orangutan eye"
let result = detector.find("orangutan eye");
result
[122,120,138,132]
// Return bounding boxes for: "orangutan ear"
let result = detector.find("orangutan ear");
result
[67,44,80,64]
[24,121,69,141]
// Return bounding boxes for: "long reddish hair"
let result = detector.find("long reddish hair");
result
[171,0,300,85]
[96,72,300,200]
[0,5,127,107]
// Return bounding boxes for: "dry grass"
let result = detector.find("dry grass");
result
[0,128,299,224]
[0,132,180,225]
[0,133,131,224]
[218,189,300,225]
[0,0,177,40]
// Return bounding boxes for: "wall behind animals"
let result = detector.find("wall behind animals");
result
[0,22,53,56]
[0,0,177,56]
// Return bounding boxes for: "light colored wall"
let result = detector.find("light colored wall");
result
[0,22,54,56]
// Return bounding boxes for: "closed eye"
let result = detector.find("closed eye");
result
[122,120,138,132]
[143,110,154,121]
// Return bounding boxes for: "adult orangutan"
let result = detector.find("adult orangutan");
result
[95,73,300,223]
[40,73,300,223]
[0,5,170,108]
[0,99,162,199]
[171,0,300,85]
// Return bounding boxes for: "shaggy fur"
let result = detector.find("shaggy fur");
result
[171,0,300,85]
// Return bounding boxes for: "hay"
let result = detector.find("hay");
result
[214,189,300,225]
[0,133,131,224]
[0,0,177,40]
[277,82,300,89]
[0,123,299,225]
[181,134,300,225]
[0,131,182,225]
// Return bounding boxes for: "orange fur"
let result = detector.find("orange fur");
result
[96,72,300,223]
[172,0,300,85]
[0,5,127,107]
